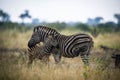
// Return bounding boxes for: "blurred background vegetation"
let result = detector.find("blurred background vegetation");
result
[0,7,120,80]
[0,9,120,33]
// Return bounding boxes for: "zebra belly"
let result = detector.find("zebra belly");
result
[62,52,79,58]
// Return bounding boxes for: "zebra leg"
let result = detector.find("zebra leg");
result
[81,43,92,66]
[53,53,61,64]
[53,49,61,64]
[28,55,35,64]
[80,54,89,66]
[42,55,50,64]
[51,47,61,64]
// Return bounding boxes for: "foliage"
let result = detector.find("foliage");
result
[97,22,119,33]
[75,23,91,32]
[19,10,32,24]
[0,9,10,22]
[47,22,67,31]
[0,22,32,32]
[114,14,120,27]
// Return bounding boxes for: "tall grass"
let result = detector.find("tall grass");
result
[0,51,120,80]
[94,32,120,49]
[0,27,120,80]
[0,29,32,49]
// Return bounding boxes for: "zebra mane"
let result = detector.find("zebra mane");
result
[33,26,45,32]
[33,25,60,35]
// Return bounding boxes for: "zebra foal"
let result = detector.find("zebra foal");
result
[27,45,50,64]
[28,41,60,64]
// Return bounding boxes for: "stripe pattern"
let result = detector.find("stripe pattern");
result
[28,26,60,49]
[28,45,50,64]
[28,26,93,65]
[27,26,60,63]
[44,33,93,65]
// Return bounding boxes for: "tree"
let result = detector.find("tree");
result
[76,23,90,32]
[19,10,32,24]
[94,17,103,25]
[32,18,40,24]
[114,14,120,27]
[87,17,103,26]
[0,9,10,22]
[87,17,103,38]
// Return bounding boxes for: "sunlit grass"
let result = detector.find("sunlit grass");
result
[94,32,120,49]
[0,29,32,49]
[0,28,120,80]
[1,28,120,49]
[0,51,120,80]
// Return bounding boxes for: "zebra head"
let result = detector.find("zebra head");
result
[28,27,41,49]
[28,26,59,49]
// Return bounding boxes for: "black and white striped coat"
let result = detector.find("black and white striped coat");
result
[27,44,59,64]
[28,26,93,65]
[44,33,93,65]
[27,45,50,64]
[28,26,60,49]
[27,26,60,63]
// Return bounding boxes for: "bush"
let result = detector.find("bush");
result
[75,23,91,32]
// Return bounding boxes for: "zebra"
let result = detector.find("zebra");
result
[28,42,59,64]
[44,33,93,65]
[28,26,93,65]
[27,45,50,64]
[28,25,60,49]
[28,26,60,63]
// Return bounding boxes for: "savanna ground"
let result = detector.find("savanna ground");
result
[0,24,120,80]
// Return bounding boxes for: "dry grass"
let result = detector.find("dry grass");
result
[0,29,120,80]
[94,32,120,49]
[0,29,32,49]
[0,51,120,80]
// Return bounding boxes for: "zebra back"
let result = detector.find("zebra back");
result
[33,26,60,41]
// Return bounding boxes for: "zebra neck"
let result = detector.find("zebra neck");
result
[56,34,66,42]
[38,32,47,42]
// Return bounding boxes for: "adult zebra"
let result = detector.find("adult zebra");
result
[44,33,93,65]
[28,25,60,48]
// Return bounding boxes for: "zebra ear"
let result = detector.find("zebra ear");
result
[53,34,58,39]
[33,28,37,32]
[33,27,39,32]
[48,35,53,38]
[48,34,57,39]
